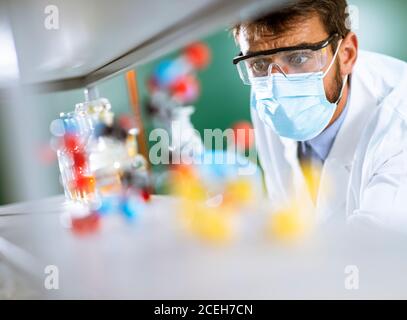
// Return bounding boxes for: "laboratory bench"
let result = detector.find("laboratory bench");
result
[1,194,407,299]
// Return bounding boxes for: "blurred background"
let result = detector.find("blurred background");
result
[0,0,406,205]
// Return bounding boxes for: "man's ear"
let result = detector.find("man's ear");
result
[339,32,358,76]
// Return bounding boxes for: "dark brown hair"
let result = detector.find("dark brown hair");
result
[233,0,350,51]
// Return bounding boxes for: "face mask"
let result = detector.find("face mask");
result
[251,41,347,141]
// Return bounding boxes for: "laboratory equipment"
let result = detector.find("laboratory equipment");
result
[51,97,151,233]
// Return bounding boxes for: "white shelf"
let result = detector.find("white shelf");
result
[0,0,283,92]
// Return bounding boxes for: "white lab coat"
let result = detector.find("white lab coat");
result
[251,50,407,229]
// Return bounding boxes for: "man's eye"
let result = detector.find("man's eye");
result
[287,53,310,66]
[250,60,268,74]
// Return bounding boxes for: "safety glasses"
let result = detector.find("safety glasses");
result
[233,34,340,85]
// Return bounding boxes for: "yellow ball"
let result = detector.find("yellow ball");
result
[224,178,254,207]
[179,202,233,244]
[267,204,312,243]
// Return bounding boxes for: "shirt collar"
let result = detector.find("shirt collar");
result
[303,102,349,161]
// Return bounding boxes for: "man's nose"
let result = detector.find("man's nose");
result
[268,63,285,75]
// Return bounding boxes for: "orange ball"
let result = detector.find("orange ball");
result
[75,175,96,194]
[232,121,255,150]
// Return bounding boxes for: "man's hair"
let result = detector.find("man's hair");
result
[233,0,350,50]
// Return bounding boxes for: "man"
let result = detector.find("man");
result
[232,0,407,229]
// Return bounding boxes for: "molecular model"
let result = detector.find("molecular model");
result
[51,98,151,234]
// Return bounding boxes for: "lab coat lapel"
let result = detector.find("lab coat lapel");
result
[316,71,379,223]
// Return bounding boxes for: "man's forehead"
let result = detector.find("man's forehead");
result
[237,15,328,54]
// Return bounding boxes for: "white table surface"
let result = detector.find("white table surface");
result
[1,195,407,299]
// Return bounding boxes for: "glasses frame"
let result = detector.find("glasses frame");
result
[232,33,340,65]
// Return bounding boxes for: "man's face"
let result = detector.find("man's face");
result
[237,14,343,103]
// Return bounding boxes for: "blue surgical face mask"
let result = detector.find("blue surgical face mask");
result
[251,42,347,141]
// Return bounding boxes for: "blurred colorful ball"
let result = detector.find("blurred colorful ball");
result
[232,121,255,150]
[154,60,179,87]
[183,42,211,69]
[170,75,200,103]
[147,76,159,93]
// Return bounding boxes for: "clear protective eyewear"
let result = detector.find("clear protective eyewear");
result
[233,34,340,85]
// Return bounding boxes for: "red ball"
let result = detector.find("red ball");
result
[118,114,136,131]
[183,42,211,69]
[64,134,81,153]
[170,75,199,103]
[72,151,87,168]
[71,212,100,235]
[232,121,255,150]
[140,188,151,202]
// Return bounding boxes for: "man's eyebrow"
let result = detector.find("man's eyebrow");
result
[245,41,321,55]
